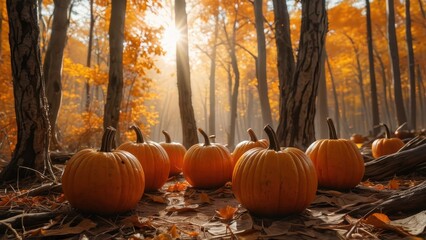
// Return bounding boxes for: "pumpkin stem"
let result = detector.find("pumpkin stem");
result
[247,128,259,142]
[264,125,280,151]
[162,130,172,143]
[198,128,210,146]
[100,127,116,152]
[130,125,145,143]
[380,123,392,139]
[327,118,338,139]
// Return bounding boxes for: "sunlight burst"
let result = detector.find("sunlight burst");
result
[161,25,181,53]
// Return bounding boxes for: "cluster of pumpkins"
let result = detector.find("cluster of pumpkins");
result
[61,118,405,217]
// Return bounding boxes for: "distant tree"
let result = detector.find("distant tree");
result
[0,0,54,182]
[85,0,95,111]
[209,13,219,136]
[405,0,416,130]
[175,0,198,148]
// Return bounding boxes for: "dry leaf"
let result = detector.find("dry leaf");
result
[216,205,237,221]
[390,210,426,235]
[363,213,410,236]
[167,182,188,192]
[166,204,199,213]
[168,224,180,238]
[188,192,212,204]
[120,215,154,229]
[145,194,168,204]
[41,218,96,237]
[388,179,400,190]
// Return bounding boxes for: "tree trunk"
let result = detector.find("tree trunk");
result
[405,0,416,130]
[208,14,219,136]
[103,0,126,140]
[0,0,54,182]
[366,0,380,136]
[417,65,425,126]
[254,0,273,127]
[315,50,328,139]
[326,53,341,137]
[276,0,328,149]
[0,2,3,61]
[375,48,394,129]
[85,0,95,111]
[175,0,198,148]
[387,0,407,126]
[273,0,295,136]
[43,0,71,151]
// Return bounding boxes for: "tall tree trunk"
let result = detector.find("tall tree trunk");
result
[386,0,407,126]
[418,0,426,18]
[38,0,46,55]
[43,0,71,151]
[175,0,198,148]
[254,0,273,127]
[417,65,425,127]
[366,0,380,136]
[273,0,295,135]
[315,50,328,139]
[277,0,328,149]
[209,14,219,136]
[0,2,3,61]
[405,0,416,130]
[103,0,126,142]
[326,53,341,137]
[375,48,394,129]
[85,0,95,111]
[1,0,54,182]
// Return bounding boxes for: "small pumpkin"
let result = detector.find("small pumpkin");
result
[350,133,365,144]
[232,125,317,217]
[183,128,232,189]
[62,127,145,214]
[160,130,187,176]
[306,118,365,190]
[117,125,170,192]
[231,128,268,168]
[372,123,405,158]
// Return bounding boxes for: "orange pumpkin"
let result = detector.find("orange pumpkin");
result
[232,125,317,217]
[62,127,145,214]
[306,118,365,190]
[372,123,405,158]
[231,128,268,168]
[160,130,186,176]
[117,125,170,192]
[183,128,232,189]
[350,133,365,144]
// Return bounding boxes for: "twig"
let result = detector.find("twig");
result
[0,221,22,240]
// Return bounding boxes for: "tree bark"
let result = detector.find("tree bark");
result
[254,0,273,127]
[104,0,126,140]
[405,0,416,130]
[386,0,407,126]
[1,0,54,182]
[417,65,425,126]
[315,50,328,139]
[276,0,328,149]
[208,14,219,136]
[175,0,198,148]
[375,48,394,130]
[366,0,380,136]
[85,0,95,111]
[43,0,71,151]
[325,53,341,137]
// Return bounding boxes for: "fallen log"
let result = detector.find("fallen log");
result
[363,143,426,181]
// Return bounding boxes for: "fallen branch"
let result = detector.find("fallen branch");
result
[0,209,68,231]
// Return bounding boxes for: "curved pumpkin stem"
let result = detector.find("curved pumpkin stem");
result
[100,127,116,152]
[327,118,338,139]
[130,125,145,143]
[264,125,280,151]
[380,123,392,139]
[247,128,259,142]
[198,128,210,146]
[162,130,172,143]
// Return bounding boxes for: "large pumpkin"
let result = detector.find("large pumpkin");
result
[183,128,232,189]
[232,125,317,217]
[62,127,145,214]
[160,130,186,176]
[372,123,404,158]
[306,118,365,190]
[231,128,268,168]
[117,125,170,192]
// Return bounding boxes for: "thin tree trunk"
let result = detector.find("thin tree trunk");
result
[375,48,393,129]
[326,53,341,137]
[43,0,71,151]
[208,14,219,136]
[405,0,416,130]
[1,0,54,182]
[277,0,328,149]
[417,65,425,127]
[175,0,198,148]
[254,0,273,127]
[0,2,3,60]
[315,50,328,139]
[85,0,95,111]
[387,0,407,126]
[366,0,380,136]
[103,0,126,143]
[418,0,426,18]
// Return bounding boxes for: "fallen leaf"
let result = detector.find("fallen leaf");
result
[168,224,180,238]
[145,194,168,204]
[120,215,154,229]
[166,204,199,213]
[188,192,212,204]
[363,213,410,236]
[41,218,96,237]
[216,205,237,221]
[167,182,188,192]
[388,179,400,190]
[390,210,426,235]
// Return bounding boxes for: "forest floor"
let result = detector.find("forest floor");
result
[0,152,426,239]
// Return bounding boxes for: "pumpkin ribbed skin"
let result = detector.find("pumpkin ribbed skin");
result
[183,128,232,189]
[306,118,365,190]
[231,128,268,168]
[62,128,145,215]
[372,123,404,158]
[160,130,186,176]
[117,126,170,192]
[232,125,317,217]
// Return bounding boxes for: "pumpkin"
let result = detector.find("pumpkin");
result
[62,127,145,214]
[394,122,415,140]
[231,128,268,168]
[182,128,232,189]
[350,133,365,144]
[117,125,170,192]
[372,123,405,158]
[160,130,187,176]
[232,125,317,217]
[306,118,365,190]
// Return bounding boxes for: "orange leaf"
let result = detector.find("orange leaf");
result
[388,179,400,190]
[167,182,188,192]
[363,213,411,236]
[168,224,180,238]
[216,205,238,221]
